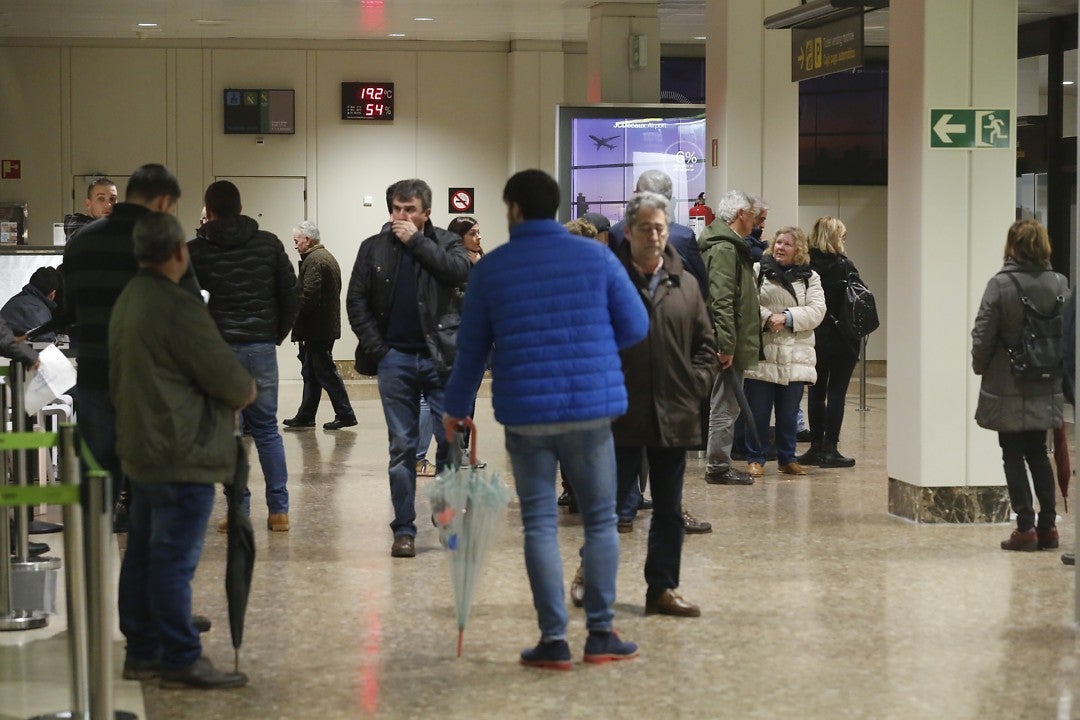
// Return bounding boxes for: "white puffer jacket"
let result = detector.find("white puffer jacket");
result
[743,263,826,386]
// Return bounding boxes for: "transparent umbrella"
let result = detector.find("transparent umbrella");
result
[425,420,512,657]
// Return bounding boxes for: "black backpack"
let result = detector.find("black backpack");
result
[1001,272,1065,381]
[836,259,879,340]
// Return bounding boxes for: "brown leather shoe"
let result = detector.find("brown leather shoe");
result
[617,519,633,533]
[1001,528,1038,551]
[391,535,416,558]
[645,589,701,617]
[682,509,712,534]
[747,462,765,477]
[779,462,806,476]
[1038,526,1060,549]
[216,518,228,534]
[267,513,290,532]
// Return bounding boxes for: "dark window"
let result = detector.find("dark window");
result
[660,57,706,104]
[799,64,888,185]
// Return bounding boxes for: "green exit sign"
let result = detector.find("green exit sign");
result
[929,108,1011,149]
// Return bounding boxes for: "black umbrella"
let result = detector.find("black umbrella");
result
[225,434,256,673]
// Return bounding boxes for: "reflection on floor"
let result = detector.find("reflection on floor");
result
[3,378,1079,720]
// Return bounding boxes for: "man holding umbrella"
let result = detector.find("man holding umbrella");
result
[443,169,648,668]
[699,189,762,485]
[110,212,256,689]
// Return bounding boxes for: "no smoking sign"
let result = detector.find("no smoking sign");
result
[448,187,474,214]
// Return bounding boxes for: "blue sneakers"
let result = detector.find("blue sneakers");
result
[520,639,572,670]
[583,631,639,664]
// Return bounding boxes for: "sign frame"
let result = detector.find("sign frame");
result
[929,108,1012,150]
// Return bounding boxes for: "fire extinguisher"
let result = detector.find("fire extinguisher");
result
[688,196,714,236]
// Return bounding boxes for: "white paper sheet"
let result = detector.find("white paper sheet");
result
[24,344,77,415]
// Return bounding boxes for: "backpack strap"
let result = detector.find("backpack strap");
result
[1002,270,1063,317]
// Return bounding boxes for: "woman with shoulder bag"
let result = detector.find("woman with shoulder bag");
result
[971,219,1069,552]
[801,217,864,468]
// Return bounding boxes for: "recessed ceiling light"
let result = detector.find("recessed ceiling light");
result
[413,17,434,21]
[194,19,227,26]
[137,22,158,28]
[693,36,706,40]
[388,33,406,37]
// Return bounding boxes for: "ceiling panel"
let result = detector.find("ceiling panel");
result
[0,1,1072,45]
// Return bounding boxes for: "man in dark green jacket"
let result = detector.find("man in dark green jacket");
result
[698,189,762,485]
[111,212,255,689]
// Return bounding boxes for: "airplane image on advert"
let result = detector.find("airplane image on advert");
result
[589,135,618,150]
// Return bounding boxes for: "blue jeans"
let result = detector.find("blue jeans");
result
[617,445,686,601]
[745,379,804,466]
[231,342,288,514]
[118,481,214,670]
[616,448,644,522]
[416,393,449,464]
[505,424,620,641]
[296,340,356,422]
[377,349,448,537]
[75,384,124,505]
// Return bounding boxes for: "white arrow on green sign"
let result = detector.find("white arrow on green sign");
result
[929,108,1011,149]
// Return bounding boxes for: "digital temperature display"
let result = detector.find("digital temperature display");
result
[341,82,395,121]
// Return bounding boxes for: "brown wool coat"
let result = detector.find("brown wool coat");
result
[612,243,719,447]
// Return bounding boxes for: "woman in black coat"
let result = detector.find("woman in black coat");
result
[799,217,865,468]
[971,219,1068,551]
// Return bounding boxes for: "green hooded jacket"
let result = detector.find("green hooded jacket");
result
[697,219,761,371]
[110,269,253,485]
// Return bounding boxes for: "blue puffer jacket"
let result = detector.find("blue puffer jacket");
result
[444,219,649,427]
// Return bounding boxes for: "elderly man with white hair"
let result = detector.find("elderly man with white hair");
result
[283,219,357,431]
[698,189,762,486]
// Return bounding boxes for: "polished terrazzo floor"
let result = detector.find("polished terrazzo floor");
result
[4,377,1080,720]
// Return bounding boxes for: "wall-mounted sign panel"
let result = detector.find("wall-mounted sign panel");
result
[223,89,295,134]
[791,14,863,82]
[929,109,1012,149]
[341,82,395,121]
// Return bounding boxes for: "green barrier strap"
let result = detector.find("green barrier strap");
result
[80,442,104,474]
[0,484,79,507]
[0,432,59,450]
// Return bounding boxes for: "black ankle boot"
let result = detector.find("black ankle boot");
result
[798,441,825,466]
[817,443,855,468]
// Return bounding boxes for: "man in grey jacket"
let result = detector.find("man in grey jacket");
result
[111,212,255,689]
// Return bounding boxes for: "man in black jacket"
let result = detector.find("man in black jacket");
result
[188,180,300,533]
[63,164,183,527]
[346,179,470,558]
[0,266,61,342]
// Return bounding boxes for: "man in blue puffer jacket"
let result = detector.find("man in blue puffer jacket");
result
[443,169,649,669]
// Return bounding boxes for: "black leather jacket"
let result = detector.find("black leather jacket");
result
[346,221,469,376]
[188,215,299,344]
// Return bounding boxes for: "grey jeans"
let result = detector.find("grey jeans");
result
[705,368,743,473]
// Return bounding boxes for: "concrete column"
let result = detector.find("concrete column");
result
[507,40,565,176]
[585,3,660,103]
[703,0,798,227]
[886,0,1017,521]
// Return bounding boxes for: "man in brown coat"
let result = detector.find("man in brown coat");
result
[611,191,718,617]
[283,220,357,430]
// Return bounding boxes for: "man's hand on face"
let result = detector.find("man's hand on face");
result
[391,219,420,244]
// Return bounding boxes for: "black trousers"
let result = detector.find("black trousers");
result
[807,333,859,445]
[998,430,1056,532]
[295,340,356,421]
[615,445,686,602]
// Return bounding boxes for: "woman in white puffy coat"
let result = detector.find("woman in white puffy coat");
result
[743,226,826,477]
